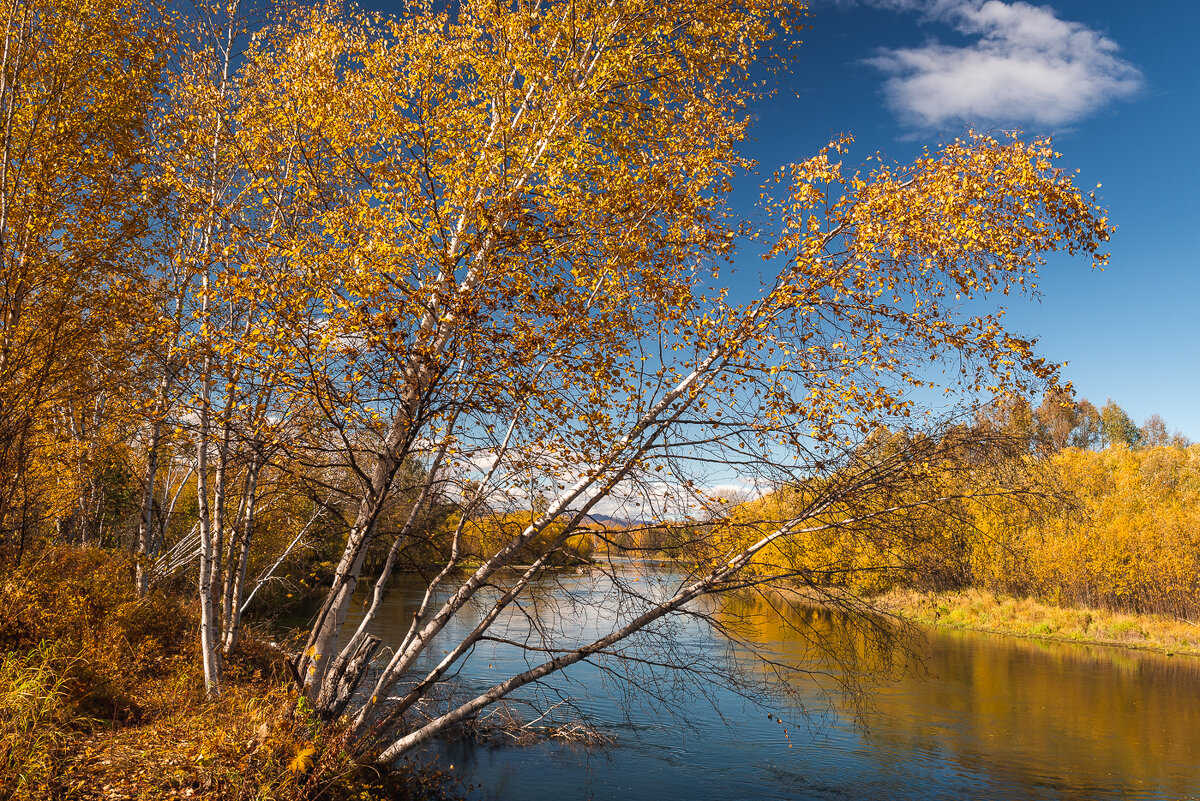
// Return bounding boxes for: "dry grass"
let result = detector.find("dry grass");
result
[876,587,1200,656]
[0,547,456,801]
[51,684,450,801]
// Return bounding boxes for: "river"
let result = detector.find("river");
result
[340,560,1200,800]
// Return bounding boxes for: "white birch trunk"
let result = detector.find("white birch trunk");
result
[195,340,221,697]
[221,451,260,652]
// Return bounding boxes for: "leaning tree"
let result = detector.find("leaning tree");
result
[185,0,1110,759]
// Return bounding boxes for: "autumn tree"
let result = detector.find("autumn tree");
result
[143,0,327,690]
[174,0,1115,762]
[1067,397,1102,449]
[1033,386,1079,454]
[977,395,1036,450]
[1140,414,1169,448]
[1099,399,1141,448]
[0,0,165,560]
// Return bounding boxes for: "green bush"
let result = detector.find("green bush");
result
[0,644,74,799]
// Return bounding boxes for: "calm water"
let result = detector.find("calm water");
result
[342,562,1200,800]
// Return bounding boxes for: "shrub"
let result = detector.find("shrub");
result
[0,644,74,799]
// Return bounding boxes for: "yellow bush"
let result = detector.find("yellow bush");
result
[719,443,1200,619]
[971,445,1200,618]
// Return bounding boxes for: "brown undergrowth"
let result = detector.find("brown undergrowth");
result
[0,547,455,801]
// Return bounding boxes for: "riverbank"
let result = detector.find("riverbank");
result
[0,547,452,800]
[874,587,1200,657]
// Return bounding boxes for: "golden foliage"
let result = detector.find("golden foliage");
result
[735,439,1200,621]
[975,445,1200,618]
[0,547,451,799]
[0,0,165,550]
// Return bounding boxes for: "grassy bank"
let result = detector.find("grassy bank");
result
[0,547,451,801]
[875,587,1200,656]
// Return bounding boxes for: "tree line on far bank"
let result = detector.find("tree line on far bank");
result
[714,391,1200,622]
[981,390,1191,453]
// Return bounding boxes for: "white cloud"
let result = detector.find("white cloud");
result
[864,0,1142,128]
[444,442,772,522]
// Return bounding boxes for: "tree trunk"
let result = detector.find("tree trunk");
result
[324,634,381,721]
[210,392,236,631]
[195,283,220,696]
[134,408,165,596]
[221,451,259,652]
[298,456,397,703]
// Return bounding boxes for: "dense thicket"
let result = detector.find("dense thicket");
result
[975,442,1200,619]
[725,393,1199,619]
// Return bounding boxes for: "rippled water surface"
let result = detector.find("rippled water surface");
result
[342,562,1200,800]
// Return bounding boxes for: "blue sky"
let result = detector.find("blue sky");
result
[733,0,1199,436]
[361,0,1196,437]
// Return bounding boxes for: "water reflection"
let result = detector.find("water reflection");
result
[346,564,1200,800]
[863,629,1200,800]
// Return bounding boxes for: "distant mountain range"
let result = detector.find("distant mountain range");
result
[582,513,655,529]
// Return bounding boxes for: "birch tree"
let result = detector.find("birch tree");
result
[152,0,369,685]
[152,0,280,694]
[0,0,163,559]
[216,0,1114,761]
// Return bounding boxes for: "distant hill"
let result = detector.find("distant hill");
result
[582,513,655,529]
